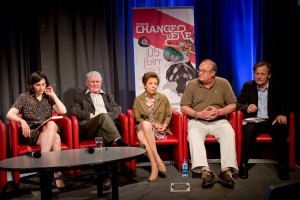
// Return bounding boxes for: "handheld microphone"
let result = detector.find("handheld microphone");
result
[86,147,94,154]
[26,151,41,158]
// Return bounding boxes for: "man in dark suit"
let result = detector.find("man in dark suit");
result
[70,71,128,147]
[69,71,129,190]
[237,61,290,180]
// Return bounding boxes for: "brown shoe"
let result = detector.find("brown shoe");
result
[201,170,215,188]
[218,169,235,189]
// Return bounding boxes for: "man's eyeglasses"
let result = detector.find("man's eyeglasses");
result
[198,69,213,73]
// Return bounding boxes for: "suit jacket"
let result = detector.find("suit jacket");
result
[69,88,121,125]
[237,79,288,121]
[133,92,173,135]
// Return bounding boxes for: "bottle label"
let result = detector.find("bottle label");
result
[182,162,188,177]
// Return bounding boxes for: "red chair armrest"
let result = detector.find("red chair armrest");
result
[182,113,189,161]
[70,115,80,149]
[127,109,136,145]
[0,120,6,161]
[228,111,236,133]
[0,120,7,191]
[169,109,182,138]
[289,112,295,169]
[289,112,295,143]
[60,115,73,149]
[9,119,20,158]
[118,112,129,144]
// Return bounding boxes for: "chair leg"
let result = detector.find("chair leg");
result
[0,171,7,192]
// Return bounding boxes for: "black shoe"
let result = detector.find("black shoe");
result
[103,178,112,191]
[57,186,70,192]
[278,165,290,180]
[238,163,248,179]
[116,139,130,146]
[201,170,215,189]
[158,170,167,178]
[218,169,235,189]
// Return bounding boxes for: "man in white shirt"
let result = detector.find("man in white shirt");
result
[70,71,128,147]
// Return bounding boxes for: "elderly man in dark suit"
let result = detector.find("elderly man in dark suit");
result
[70,71,128,147]
[237,61,290,180]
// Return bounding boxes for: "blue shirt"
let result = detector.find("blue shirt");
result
[256,82,268,119]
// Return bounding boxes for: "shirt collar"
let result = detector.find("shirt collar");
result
[85,89,105,94]
[257,81,269,92]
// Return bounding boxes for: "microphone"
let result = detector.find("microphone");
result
[26,151,41,158]
[86,147,94,154]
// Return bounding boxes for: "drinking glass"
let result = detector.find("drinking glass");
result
[95,137,103,149]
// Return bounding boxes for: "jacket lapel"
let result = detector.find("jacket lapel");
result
[153,93,162,112]
[139,95,149,114]
[101,93,109,110]
[251,81,259,104]
[84,91,95,109]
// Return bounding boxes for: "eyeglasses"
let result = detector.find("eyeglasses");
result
[198,69,213,73]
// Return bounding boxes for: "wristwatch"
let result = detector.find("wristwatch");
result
[194,111,198,119]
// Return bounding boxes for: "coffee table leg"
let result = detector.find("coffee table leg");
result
[111,162,119,200]
[95,167,104,197]
[40,169,53,200]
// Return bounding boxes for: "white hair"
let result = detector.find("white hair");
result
[86,71,102,80]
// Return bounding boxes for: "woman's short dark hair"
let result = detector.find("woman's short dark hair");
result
[26,71,50,94]
[142,71,160,85]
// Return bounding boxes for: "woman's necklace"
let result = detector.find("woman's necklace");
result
[145,93,155,108]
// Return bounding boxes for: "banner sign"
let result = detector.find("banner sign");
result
[132,7,196,111]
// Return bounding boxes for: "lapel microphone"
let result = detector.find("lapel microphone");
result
[26,151,41,158]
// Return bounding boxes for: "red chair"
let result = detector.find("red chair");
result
[182,112,239,168]
[8,113,73,187]
[127,108,185,173]
[236,110,295,171]
[70,112,130,173]
[0,119,7,192]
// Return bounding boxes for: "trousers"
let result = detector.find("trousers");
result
[240,120,289,167]
[187,119,238,173]
[80,113,121,145]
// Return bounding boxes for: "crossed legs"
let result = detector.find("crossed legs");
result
[37,121,65,188]
[137,121,166,181]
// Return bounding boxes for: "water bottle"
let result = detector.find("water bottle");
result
[182,157,188,177]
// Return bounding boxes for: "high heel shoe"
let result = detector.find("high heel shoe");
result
[148,176,158,182]
[158,170,167,178]
[53,181,69,191]
[53,175,70,191]
[56,185,69,191]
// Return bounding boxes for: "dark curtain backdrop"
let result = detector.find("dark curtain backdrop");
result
[1,0,299,161]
